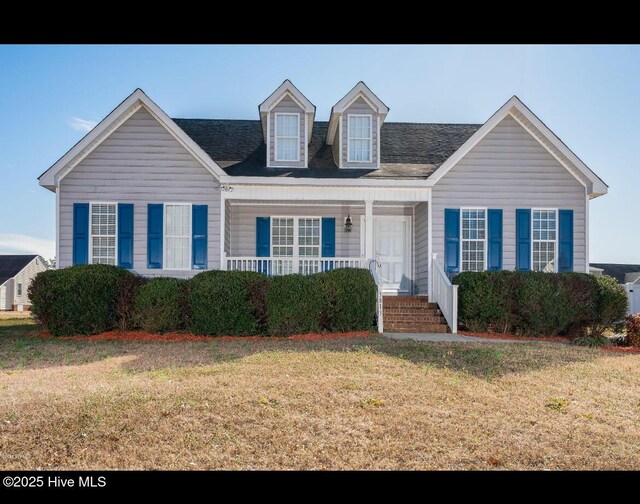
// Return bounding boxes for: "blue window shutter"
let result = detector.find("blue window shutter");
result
[487,209,503,271]
[516,209,531,271]
[256,217,270,257]
[72,203,89,265]
[444,209,460,273]
[117,203,134,269]
[147,204,163,269]
[321,217,336,257]
[192,205,208,269]
[558,209,574,272]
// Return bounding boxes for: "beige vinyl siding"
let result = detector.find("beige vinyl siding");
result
[432,116,587,272]
[227,204,415,259]
[224,199,231,255]
[269,96,306,168]
[414,202,429,294]
[229,205,364,257]
[0,280,13,310]
[341,97,379,169]
[59,107,221,277]
[12,257,47,307]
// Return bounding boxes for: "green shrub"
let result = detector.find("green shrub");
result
[626,314,640,347]
[133,277,187,333]
[591,276,628,336]
[266,274,325,336]
[454,271,627,338]
[29,264,131,336]
[320,268,377,332]
[572,335,610,347]
[115,274,148,331]
[188,270,267,336]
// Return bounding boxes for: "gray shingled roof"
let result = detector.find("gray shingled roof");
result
[590,263,640,284]
[0,255,37,286]
[172,119,480,179]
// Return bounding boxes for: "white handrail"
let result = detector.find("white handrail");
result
[431,253,458,333]
[369,259,383,333]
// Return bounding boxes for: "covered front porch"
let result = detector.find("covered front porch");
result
[221,197,429,296]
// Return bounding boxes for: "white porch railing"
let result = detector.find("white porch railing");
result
[431,253,458,334]
[225,257,364,276]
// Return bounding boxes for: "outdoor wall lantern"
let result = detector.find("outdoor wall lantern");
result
[344,215,353,232]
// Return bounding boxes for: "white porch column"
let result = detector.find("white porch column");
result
[364,199,374,261]
[220,189,227,271]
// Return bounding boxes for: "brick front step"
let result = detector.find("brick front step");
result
[384,324,450,333]
[384,315,446,324]
[382,296,450,333]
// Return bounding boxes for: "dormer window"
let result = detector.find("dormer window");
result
[348,114,372,162]
[275,113,300,162]
[326,82,389,170]
[259,80,316,168]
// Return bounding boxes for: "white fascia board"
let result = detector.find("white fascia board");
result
[218,174,428,188]
[259,80,315,114]
[332,81,389,115]
[38,89,227,191]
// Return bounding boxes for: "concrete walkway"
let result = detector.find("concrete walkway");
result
[384,333,529,343]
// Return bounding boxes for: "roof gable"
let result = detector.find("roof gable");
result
[38,89,227,191]
[258,80,316,144]
[0,255,39,285]
[426,95,608,198]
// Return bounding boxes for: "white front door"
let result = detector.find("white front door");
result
[373,217,410,294]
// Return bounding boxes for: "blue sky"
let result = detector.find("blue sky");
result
[0,45,637,263]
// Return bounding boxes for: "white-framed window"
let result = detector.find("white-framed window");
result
[532,209,557,272]
[90,203,117,265]
[461,208,487,272]
[271,217,322,274]
[16,283,22,296]
[274,113,300,162]
[348,114,372,162]
[272,217,294,257]
[165,203,191,270]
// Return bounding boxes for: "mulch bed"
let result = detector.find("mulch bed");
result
[35,330,374,342]
[459,330,572,343]
[601,346,640,354]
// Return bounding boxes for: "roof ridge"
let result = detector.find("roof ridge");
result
[173,117,482,127]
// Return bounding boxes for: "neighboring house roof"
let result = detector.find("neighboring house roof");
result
[173,119,480,179]
[0,255,38,286]
[590,263,640,284]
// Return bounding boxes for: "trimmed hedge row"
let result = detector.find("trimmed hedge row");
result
[29,265,377,337]
[454,271,627,337]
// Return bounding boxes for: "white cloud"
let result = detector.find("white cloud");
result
[0,234,55,259]
[68,116,98,132]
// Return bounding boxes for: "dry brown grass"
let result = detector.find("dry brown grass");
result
[1,318,639,470]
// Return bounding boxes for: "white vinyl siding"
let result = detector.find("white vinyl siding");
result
[90,203,117,265]
[532,209,557,272]
[165,204,191,270]
[461,208,486,272]
[275,113,300,162]
[11,257,47,307]
[414,202,429,295]
[348,115,372,162]
[58,107,220,276]
[432,115,586,273]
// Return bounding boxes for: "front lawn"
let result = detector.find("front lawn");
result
[0,319,639,470]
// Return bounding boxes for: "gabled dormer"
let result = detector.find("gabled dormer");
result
[326,82,389,170]
[259,80,316,169]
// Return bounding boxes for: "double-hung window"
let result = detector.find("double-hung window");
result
[348,115,372,162]
[165,204,191,270]
[271,217,321,274]
[461,208,486,272]
[275,113,300,162]
[90,203,117,265]
[17,283,22,296]
[532,209,557,272]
